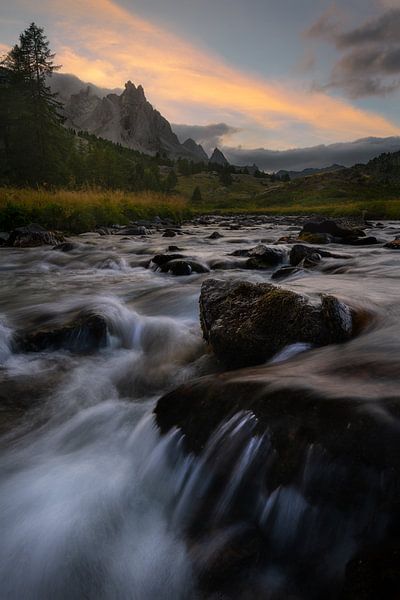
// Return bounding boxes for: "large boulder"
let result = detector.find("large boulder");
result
[199,279,353,368]
[8,224,65,248]
[154,359,400,598]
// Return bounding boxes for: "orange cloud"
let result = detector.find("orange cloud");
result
[5,0,400,147]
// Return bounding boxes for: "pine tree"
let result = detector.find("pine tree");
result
[164,169,178,192]
[1,23,71,185]
[191,186,202,203]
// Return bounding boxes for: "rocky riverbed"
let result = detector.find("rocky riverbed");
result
[1,214,400,599]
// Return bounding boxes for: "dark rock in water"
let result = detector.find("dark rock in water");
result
[298,231,333,245]
[229,244,285,269]
[165,260,192,276]
[208,231,224,240]
[343,236,379,246]
[289,244,322,267]
[14,313,108,354]
[8,224,65,248]
[199,278,353,368]
[229,248,251,257]
[154,360,400,600]
[271,265,303,280]
[163,259,210,276]
[385,239,400,249]
[289,244,350,266]
[167,245,183,252]
[53,242,76,252]
[162,229,177,238]
[301,218,365,240]
[150,253,185,267]
[95,226,114,235]
[117,225,147,236]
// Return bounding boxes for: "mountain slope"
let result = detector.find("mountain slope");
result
[56,74,207,161]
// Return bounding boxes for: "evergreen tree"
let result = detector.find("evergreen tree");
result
[219,167,233,186]
[191,186,202,203]
[1,23,71,185]
[164,169,178,192]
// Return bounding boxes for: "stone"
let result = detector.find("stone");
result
[199,278,354,369]
[14,313,108,354]
[8,224,64,248]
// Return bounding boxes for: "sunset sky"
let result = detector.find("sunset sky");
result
[1,0,400,158]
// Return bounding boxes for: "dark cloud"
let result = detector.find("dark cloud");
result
[223,136,400,172]
[172,123,239,151]
[308,8,400,97]
[50,73,122,101]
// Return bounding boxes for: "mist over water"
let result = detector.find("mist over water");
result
[1,218,400,598]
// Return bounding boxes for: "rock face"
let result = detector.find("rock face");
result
[63,80,206,160]
[209,147,229,166]
[199,279,353,368]
[182,138,209,162]
[8,224,64,248]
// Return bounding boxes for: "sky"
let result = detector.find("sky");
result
[1,0,400,163]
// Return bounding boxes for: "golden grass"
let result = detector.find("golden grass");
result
[1,187,400,234]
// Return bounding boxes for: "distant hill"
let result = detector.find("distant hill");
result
[277,164,345,180]
[255,150,400,208]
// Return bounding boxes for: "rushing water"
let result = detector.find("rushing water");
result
[1,217,400,599]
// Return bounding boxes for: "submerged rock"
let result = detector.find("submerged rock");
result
[162,229,177,238]
[199,278,354,368]
[53,242,76,252]
[8,224,65,248]
[208,231,224,240]
[14,313,108,354]
[384,239,400,249]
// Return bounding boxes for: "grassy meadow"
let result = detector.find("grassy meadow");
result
[2,170,400,234]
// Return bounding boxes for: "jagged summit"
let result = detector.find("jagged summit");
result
[210,147,229,166]
[182,138,209,162]
[57,73,206,160]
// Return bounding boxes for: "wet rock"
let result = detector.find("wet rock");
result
[53,242,76,252]
[162,229,177,237]
[8,224,65,248]
[289,244,322,267]
[245,245,285,270]
[95,226,115,235]
[164,259,210,276]
[167,245,183,252]
[229,249,251,257]
[14,313,108,354]
[208,231,224,240]
[150,253,185,267]
[117,225,148,236]
[271,266,303,280]
[343,236,379,246]
[165,260,192,276]
[301,218,365,240]
[298,231,333,245]
[384,239,400,249]
[199,278,354,368]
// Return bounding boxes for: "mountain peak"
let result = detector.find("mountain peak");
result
[182,138,209,161]
[210,147,229,166]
